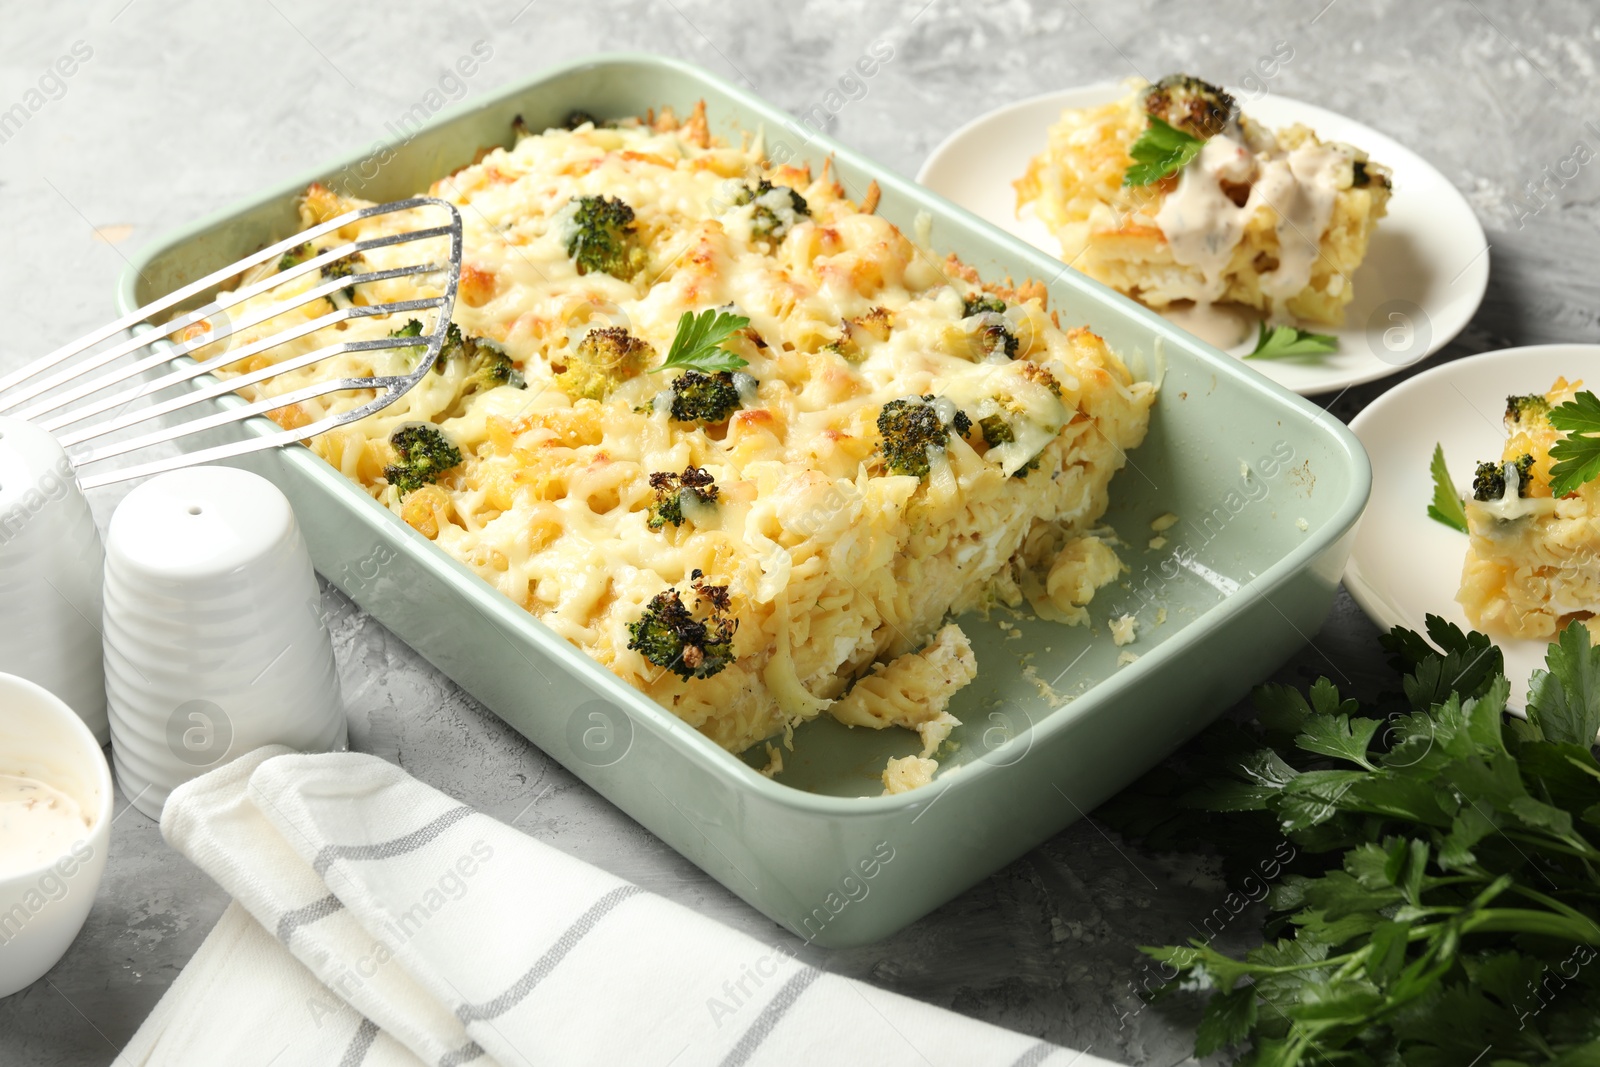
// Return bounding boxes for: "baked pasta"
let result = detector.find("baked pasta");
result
[190,104,1155,768]
[1015,75,1392,335]
[1458,379,1600,640]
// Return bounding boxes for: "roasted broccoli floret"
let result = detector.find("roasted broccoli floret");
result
[1351,159,1393,190]
[963,294,1007,317]
[1472,454,1536,501]
[978,414,1014,448]
[647,466,718,529]
[1505,393,1552,429]
[384,425,463,496]
[514,111,609,139]
[385,318,427,362]
[732,179,810,241]
[554,326,653,401]
[961,295,1018,358]
[977,413,1043,478]
[1143,74,1236,140]
[562,195,646,280]
[436,323,525,394]
[276,243,359,299]
[983,320,1019,359]
[666,370,743,423]
[877,395,970,478]
[322,251,365,307]
[1018,361,1062,397]
[626,570,738,680]
[278,242,313,272]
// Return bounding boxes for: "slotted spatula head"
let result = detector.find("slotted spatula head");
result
[0,197,462,489]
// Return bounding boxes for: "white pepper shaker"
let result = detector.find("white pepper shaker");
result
[102,465,345,819]
[0,416,108,743]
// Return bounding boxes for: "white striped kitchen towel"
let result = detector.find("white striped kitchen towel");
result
[114,746,1120,1067]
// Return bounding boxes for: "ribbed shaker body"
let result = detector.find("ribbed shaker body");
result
[0,417,108,743]
[102,466,345,818]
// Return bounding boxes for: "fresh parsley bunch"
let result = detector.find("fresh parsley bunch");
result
[1106,618,1600,1065]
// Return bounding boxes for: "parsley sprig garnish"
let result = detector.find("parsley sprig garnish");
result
[649,309,751,375]
[1547,389,1600,497]
[1245,320,1340,360]
[1102,616,1600,1064]
[1426,443,1469,532]
[1123,116,1205,186]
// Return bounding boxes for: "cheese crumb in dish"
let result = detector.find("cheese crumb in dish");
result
[194,103,1155,766]
[1109,614,1138,646]
[759,743,783,778]
[1150,512,1179,532]
[882,755,939,795]
[916,712,960,759]
[832,624,978,731]
[1040,536,1125,625]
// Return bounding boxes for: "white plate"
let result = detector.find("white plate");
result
[1345,345,1600,705]
[917,85,1490,397]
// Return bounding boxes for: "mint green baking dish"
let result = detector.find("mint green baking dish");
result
[118,53,1370,947]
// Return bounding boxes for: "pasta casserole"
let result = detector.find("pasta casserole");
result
[190,103,1156,787]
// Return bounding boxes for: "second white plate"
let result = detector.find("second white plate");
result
[1345,344,1600,704]
[917,84,1490,397]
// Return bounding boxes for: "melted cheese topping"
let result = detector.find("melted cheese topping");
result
[196,106,1155,757]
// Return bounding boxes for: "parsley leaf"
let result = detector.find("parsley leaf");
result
[1426,443,1469,533]
[1122,116,1204,186]
[1546,389,1600,497]
[649,309,752,374]
[1295,710,1382,770]
[1193,983,1256,1057]
[1526,622,1600,745]
[1245,319,1340,360]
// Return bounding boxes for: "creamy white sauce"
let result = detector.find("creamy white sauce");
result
[1258,144,1345,302]
[1154,131,1346,321]
[1155,136,1256,299]
[0,773,90,878]
[1158,301,1253,348]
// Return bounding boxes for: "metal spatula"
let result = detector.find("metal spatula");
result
[0,197,463,489]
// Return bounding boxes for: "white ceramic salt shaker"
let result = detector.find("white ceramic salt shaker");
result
[102,465,345,819]
[0,417,109,744]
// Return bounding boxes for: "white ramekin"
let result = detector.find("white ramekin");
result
[0,671,113,999]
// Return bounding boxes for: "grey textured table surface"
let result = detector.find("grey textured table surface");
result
[1,1,1596,1064]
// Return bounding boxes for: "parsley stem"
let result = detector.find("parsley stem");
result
[1502,829,1600,863]
[1503,883,1600,937]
